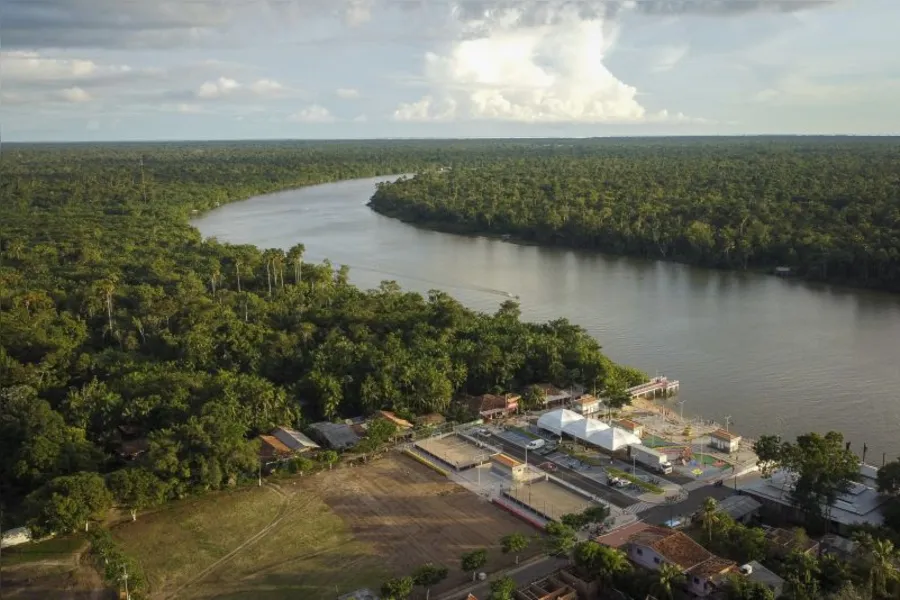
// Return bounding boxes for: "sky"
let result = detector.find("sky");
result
[2,0,899,141]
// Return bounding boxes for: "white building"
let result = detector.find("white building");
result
[709,429,742,453]
[571,394,601,416]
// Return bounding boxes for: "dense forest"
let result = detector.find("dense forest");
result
[0,141,644,527]
[369,138,900,291]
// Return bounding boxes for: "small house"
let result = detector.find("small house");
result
[614,418,644,438]
[513,571,577,600]
[599,523,735,597]
[571,394,601,416]
[715,495,761,524]
[271,426,319,453]
[259,435,294,462]
[532,383,571,407]
[469,393,520,420]
[765,527,820,557]
[309,422,360,450]
[709,429,741,453]
[740,561,784,598]
[491,453,529,481]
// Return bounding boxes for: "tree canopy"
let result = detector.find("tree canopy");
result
[0,141,640,523]
[369,138,900,291]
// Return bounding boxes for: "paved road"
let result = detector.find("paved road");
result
[639,484,737,525]
[484,435,638,509]
[434,556,570,600]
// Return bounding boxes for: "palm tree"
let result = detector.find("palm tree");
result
[287,243,305,285]
[652,563,685,600]
[699,496,719,543]
[866,538,900,597]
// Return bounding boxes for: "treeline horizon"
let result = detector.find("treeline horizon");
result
[368,139,900,292]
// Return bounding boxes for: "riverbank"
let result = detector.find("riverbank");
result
[367,200,895,294]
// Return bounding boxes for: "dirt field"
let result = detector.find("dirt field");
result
[415,434,494,470]
[0,537,114,600]
[506,478,595,521]
[114,452,541,600]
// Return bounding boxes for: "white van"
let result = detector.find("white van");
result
[526,438,546,450]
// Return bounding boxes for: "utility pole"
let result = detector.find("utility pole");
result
[724,416,733,433]
[678,400,686,422]
[122,564,130,600]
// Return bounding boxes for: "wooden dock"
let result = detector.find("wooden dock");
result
[627,376,679,399]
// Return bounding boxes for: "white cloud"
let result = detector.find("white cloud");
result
[58,87,92,103]
[353,114,368,122]
[289,104,335,123]
[394,4,659,123]
[652,45,689,72]
[249,78,284,95]
[197,77,241,98]
[176,103,204,113]
[336,87,360,99]
[1,50,131,82]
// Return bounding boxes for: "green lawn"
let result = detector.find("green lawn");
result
[607,467,665,494]
[0,535,85,566]
[112,480,387,600]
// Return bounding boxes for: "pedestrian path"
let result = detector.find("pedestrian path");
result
[623,501,656,515]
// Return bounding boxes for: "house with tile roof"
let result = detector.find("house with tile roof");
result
[597,524,735,597]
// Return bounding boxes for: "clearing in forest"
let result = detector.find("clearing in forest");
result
[112,453,541,600]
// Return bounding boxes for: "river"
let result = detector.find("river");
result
[192,175,900,461]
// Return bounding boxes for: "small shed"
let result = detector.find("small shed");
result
[709,429,741,453]
[572,394,601,416]
[259,435,294,461]
[491,453,528,481]
[741,561,784,598]
[376,410,413,430]
[309,422,360,450]
[614,418,644,438]
[716,495,761,524]
[271,426,319,453]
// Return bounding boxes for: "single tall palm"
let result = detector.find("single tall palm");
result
[867,538,900,597]
[699,496,719,543]
[596,546,632,588]
[652,563,685,600]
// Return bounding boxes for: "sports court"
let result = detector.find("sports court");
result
[504,477,596,521]
[415,434,496,470]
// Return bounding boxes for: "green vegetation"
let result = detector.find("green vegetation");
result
[0,535,85,566]
[500,533,530,565]
[460,548,488,581]
[0,141,641,531]
[754,431,860,527]
[368,138,900,292]
[606,467,665,494]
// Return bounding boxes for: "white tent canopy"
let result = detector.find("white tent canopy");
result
[536,409,584,436]
[589,427,642,452]
[562,418,610,440]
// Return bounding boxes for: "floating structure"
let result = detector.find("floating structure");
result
[626,376,680,399]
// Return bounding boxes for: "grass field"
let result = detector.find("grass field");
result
[0,535,113,600]
[113,452,541,600]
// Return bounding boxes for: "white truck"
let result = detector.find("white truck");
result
[630,444,673,475]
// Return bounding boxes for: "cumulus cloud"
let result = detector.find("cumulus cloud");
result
[2,51,132,83]
[58,87,92,102]
[336,88,360,99]
[395,3,654,123]
[289,105,336,123]
[196,77,289,99]
[197,77,241,98]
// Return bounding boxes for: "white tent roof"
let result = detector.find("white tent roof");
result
[536,409,584,436]
[562,418,610,440]
[588,427,642,451]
